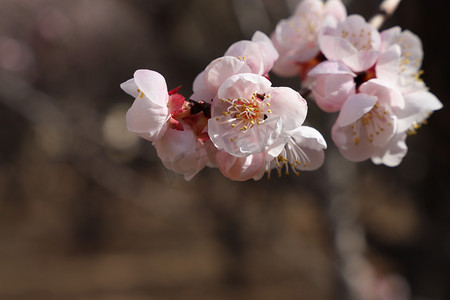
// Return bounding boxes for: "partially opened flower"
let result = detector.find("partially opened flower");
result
[224,31,279,76]
[121,69,188,142]
[208,73,307,157]
[191,56,252,103]
[121,70,171,141]
[191,31,278,102]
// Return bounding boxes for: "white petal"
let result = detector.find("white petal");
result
[371,133,408,167]
[336,94,377,127]
[332,121,374,162]
[216,73,272,102]
[268,86,308,131]
[375,44,401,83]
[396,90,443,132]
[319,35,357,62]
[360,79,405,109]
[208,115,282,157]
[308,60,356,76]
[204,56,252,96]
[120,78,139,98]
[133,70,168,107]
[125,97,169,141]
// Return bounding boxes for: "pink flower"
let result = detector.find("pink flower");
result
[319,15,381,73]
[331,79,404,164]
[224,31,279,76]
[121,69,188,142]
[208,73,307,157]
[271,0,347,77]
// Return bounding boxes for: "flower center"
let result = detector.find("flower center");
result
[215,92,271,133]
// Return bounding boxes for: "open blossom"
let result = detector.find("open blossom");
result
[191,31,278,102]
[319,14,381,73]
[331,79,404,164]
[271,0,347,77]
[208,73,307,157]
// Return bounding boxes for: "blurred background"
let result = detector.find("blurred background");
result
[0,0,449,299]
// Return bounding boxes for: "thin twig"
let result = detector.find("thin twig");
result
[370,0,402,29]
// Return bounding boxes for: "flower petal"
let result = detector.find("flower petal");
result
[216,151,266,181]
[371,133,408,167]
[336,93,377,127]
[208,115,282,157]
[396,90,443,132]
[133,70,169,107]
[120,78,139,98]
[268,86,308,131]
[125,97,170,142]
[154,127,208,181]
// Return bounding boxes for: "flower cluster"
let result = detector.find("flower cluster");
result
[121,0,442,181]
[272,0,442,166]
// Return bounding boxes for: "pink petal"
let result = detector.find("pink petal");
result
[312,73,355,113]
[216,151,266,181]
[154,127,208,181]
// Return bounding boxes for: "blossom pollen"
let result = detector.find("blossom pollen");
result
[351,102,392,145]
[215,93,271,133]
[266,136,312,178]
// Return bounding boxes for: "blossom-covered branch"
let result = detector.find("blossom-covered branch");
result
[121,0,442,181]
